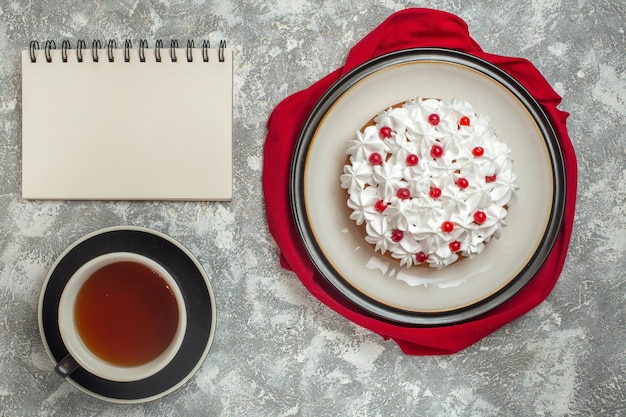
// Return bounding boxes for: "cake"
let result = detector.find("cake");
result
[340,97,519,269]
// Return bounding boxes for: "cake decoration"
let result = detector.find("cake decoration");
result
[340,97,519,269]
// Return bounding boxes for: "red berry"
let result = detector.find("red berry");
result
[406,154,419,166]
[430,145,444,158]
[428,113,440,126]
[460,116,471,126]
[442,221,454,233]
[396,188,411,200]
[429,187,442,198]
[416,251,428,263]
[473,211,487,224]
[449,241,461,252]
[374,200,388,213]
[486,174,497,183]
[391,229,404,242]
[457,177,469,189]
[369,152,383,165]
[472,147,484,157]
[379,126,392,139]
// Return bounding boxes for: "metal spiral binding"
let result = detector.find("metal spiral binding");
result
[219,40,226,62]
[124,39,132,62]
[61,40,70,62]
[92,40,102,62]
[154,39,163,62]
[202,40,210,62]
[76,39,86,62]
[28,38,227,63]
[170,39,179,62]
[138,39,148,62]
[107,39,117,62]
[44,40,56,62]
[29,41,39,62]
[186,39,194,62]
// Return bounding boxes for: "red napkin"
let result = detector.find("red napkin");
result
[263,8,577,355]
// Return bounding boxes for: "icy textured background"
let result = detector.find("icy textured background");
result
[1,0,624,416]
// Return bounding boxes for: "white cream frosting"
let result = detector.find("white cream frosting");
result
[340,97,519,269]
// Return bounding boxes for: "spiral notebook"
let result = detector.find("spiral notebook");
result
[21,39,233,201]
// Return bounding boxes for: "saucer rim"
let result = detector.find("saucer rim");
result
[38,225,217,404]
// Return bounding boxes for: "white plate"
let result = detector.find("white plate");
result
[291,49,565,325]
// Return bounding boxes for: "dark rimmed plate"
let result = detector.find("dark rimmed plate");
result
[290,48,566,326]
[38,226,216,403]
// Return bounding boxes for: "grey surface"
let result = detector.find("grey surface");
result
[0,1,624,416]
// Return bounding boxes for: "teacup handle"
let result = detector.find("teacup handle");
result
[55,354,79,378]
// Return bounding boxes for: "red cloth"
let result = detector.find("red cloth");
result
[263,8,577,355]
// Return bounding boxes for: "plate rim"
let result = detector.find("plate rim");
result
[290,48,566,326]
[37,225,217,403]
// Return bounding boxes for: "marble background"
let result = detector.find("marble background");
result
[1,0,624,416]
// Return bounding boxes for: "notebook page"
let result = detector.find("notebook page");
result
[21,46,233,200]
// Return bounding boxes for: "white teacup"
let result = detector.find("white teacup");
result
[56,252,187,382]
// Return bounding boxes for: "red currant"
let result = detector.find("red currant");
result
[449,241,461,252]
[430,144,444,158]
[374,200,388,213]
[486,174,497,183]
[472,147,484,157]
[473,211,487,224]
[406,154,419,166]
[459,116,471,126]
[428,113,440,126]
[457,177,469,189]
[429,187,442,198]
[442,221,454,233]
[369,152,383,165]
[391,229,404,242]
[416,251,428,263]
[379,126,392,139]
[396,188,411,200]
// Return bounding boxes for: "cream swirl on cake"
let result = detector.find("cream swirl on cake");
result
[340,97,519,269]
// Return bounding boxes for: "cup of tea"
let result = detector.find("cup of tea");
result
[56,252,187,382]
